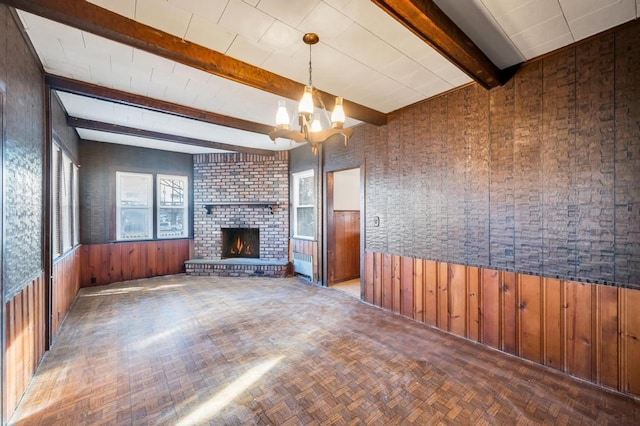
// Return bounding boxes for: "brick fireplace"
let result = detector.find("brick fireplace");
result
[186,152,290,277]
[222,228,259,259]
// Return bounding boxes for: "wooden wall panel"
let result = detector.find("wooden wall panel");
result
[502,272,517,354]
[412,259,424,321]
[467,267,480,342]
[519,274,542,363]
[364,251,374,304]
[381,254,392,311]
[400,256,413,318]
[448,263,466,337]
[481,268,500,348]
[80,240,191,287]
[624,288,640,395]
[566,281,593,381]
[391,255,401,314]
[424,260,437,326]
[543,278,563,371]
[437,262,448,330]
[51,247,82,338]
[361,252,640,399]
[5,274,46,421]
[373,252,382,306]
[597,285,619,389]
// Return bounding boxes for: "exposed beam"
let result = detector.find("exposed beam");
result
[371,0,505,89]
[46,74,273,135]
[5,0,388,126]
[67,116,277,157]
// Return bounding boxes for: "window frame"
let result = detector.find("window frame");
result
[52,141,81,260]
[115,171,154,241]
[61,151,73,253]
[292,169,315,239]
[156,174,189,239]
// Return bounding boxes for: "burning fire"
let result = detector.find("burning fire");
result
[230,236,252,255]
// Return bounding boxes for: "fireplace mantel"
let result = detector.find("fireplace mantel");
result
[201,201,280,215]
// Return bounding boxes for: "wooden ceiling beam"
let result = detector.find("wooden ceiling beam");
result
[67,116,277,157]
[371,0,505,89]
[46,74,273,135]
[5,0,387,126]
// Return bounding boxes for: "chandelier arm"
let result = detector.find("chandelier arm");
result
[271,33,353,154]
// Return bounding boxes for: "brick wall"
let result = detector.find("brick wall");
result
[193,152,289,260]
[324,21,640,289]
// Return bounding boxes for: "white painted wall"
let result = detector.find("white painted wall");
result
[333,168,360,211]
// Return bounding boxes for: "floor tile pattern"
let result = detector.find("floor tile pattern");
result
[9,275,640,425]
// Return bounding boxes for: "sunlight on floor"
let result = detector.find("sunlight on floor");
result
[176,356,284,425]
[82,282,187,297]
[330,278,360,298]
[132,320,190,352]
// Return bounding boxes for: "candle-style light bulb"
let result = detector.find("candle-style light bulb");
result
[275,100,289,130]
[298,85,314,116]
[331,96,345,128]
[311,114,322,132]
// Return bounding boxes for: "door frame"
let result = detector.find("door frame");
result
[323,164,365,294]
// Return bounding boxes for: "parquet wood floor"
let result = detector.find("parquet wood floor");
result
[9,275,640,425]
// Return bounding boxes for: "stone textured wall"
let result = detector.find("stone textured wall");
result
[1,7,44,301]
[325,22,640,289]
[51,92,79,159]
[79,140,193,244]
[193,152,289,260]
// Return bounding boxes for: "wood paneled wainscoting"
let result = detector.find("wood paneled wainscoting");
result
[4,273,46,421]
[80,239,191,287]
[52,247,82,337]
[364,251,640,399]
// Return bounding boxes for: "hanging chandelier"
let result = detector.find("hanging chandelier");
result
[268,33,353,154]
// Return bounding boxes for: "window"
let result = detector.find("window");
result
[157,174,188,239]
[52,144,61,258]
[116,172,153,240]
[293,170,314,238]
[73,164,80,246]
[61,152,73,252]
[116,171,189,241]
[52,141,80,259]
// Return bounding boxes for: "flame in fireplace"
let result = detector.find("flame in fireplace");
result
[230,236,252,256]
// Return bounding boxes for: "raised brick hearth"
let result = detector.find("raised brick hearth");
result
[185,258,289,277]
[188,152,290,277]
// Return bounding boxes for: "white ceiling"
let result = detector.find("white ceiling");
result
[15,0,640,154]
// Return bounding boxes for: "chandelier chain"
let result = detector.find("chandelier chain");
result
[307,39,331,124]
[308,43,313,87]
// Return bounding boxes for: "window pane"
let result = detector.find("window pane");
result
[73,165,80,246]
[159,177,185,207]
[61,153,72,252]
[157,174,188,239]
[120,208,151,239]
[117,172,152,240]
[298,175,314,205]
[296,206,314,237]
[52,144,61,258]
[120,175,151,207]
[158,208,184,238]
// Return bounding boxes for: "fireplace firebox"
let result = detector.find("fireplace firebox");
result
[222,228,259,259]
